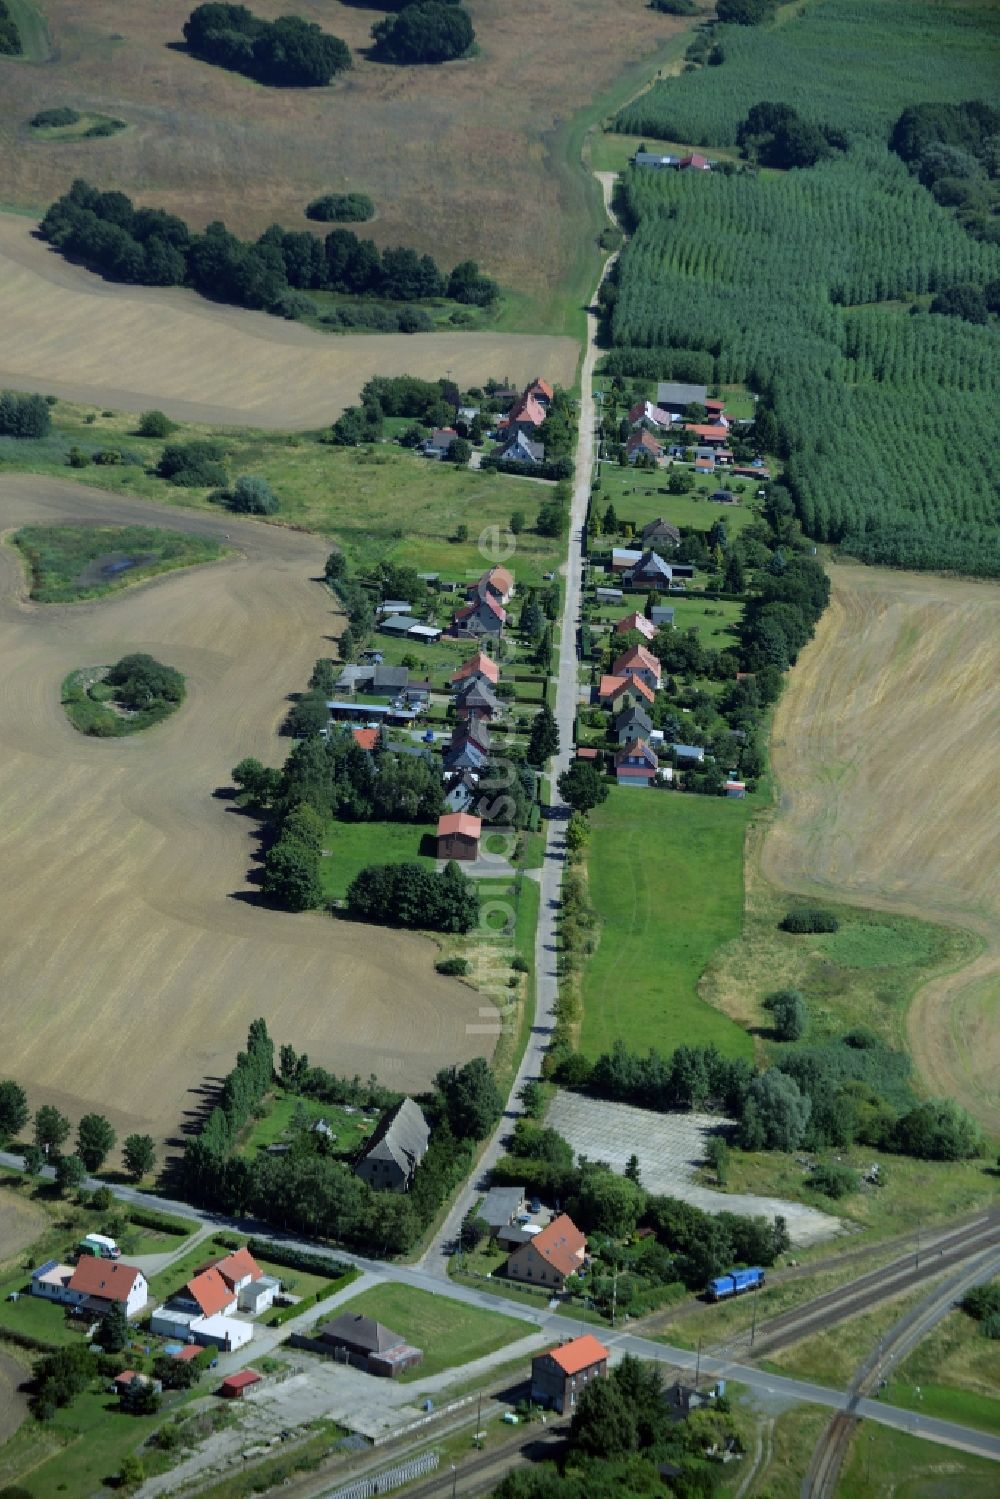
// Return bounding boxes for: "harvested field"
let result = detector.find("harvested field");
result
[0,215,577,427]
[0,476,490,1149]
[0,0,681,325]
[764,563,1000,1132]
[0,1350,28,1448]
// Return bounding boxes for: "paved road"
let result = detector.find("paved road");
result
[415,249,610,1280]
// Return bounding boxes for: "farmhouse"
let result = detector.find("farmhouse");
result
[506,1213,586,1291]
[311,1314,423,1378]
[612,644,662,691]
[614,705,653,745]
[31,1258,149,1318]
[633,150,678,169]
[355,1097,430,1192]
[615,739,659,788]
[451,651,499,688]
[656,382,707,415]
[436,811,482,861]
[531,1335,609,1413]
[626,429,664,465]
[526,377,554,407]
[615,610,656,641]
[641,518,681,549]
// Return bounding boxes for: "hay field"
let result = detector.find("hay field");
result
[0,215,577,427]
[0,1185,47,1266]
[0,476,490,1148]
[764,563,1000,1132]
[0,0,678,321]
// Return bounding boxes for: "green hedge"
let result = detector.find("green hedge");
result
[247,1239,351,1279]
[267,1269,359,1327]
[127,1207,195,1237]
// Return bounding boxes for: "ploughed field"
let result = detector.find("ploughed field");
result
[0,215,577,428]
[0,477,489,1145]
[764,563,1000,1133]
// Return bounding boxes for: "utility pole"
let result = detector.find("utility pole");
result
[750,1283,759,1349]
[695,1335,702,1390]
[611,1263,618,1328]
[915,1219,921,1270]
[476,1391,483,1449]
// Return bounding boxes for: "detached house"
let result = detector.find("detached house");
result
[436,810,481,861]
[615,738,659,788]
[625,550,675,591]
[475,565,515,606]
[423,427,459,460]
[627,400,675,431]
[626,429,664,465]
[525,377,554,407]
[355,1098,430,1192]
[506,1214,586,1292]
[455,675,500,722]
[598,673,655,711]
[32,1258,149,1319]
[453,592,505,640]
[506,392,547,436]
[531,1335,609,1413]
[498,432,544,466]
[612,644,662,692]
[451,651,499,689]
[641,518,681,549]
[615,705,653,745]
[685,423,730,447]
[615,610,656,642]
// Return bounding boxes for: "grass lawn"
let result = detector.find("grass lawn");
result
[881,1299,1000,1435]
[318,819,437,902]
[331,1284,527,1380]
[579,788,756,1060]
[593,465,762,541]
[589,594,744,652]
[237,1089,379,1161]
[0,1281,85,1346]
[148,1237,244,1302]
[9,522,225,603]
[839,1420,1000,1497]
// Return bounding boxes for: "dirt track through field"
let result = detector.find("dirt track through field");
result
[764,564,1000,1132]
[0,476,489,1146]
[0,216,577,427]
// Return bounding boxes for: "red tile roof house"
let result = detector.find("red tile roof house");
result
[703,398,727,417]
[473,565,515,606]
[451,651,500,688]
[506,1214,586,1292]
[531,1335,609,1414]
[613,644,662,692]
[625,429,665,465]
[615,610,657,641]
[437,811,482,861]
[615,738,659,787]
[352,727,380,753]
[506,393,547,433]
[526,376,554,406]
[627,400,675,432]
[453,592,505,639]
[62,1258,149,1318]
[598,673,655,711]
[182,1248,265,1319]
[678,152,712,171]
[685,423,730,447]
[454,676,500,722]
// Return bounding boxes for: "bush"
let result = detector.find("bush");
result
[306,193,375,223]
[809,1161,858,1199]
[227,474,279,514]
[780,908,839,933]
[183,4,352,87]
[157,440,227,488]
[435,956,470,976]
[31,107,81,128]
[137,409,175,438]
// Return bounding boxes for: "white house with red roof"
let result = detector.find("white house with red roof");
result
[31,1257,149,1318]
[506,392,546,434]
[615,611,656,642]
[626,429,665,464]
[612,643,662,691]
[598,673,655,710]
[628,399,675,432]
[678,152,711,171]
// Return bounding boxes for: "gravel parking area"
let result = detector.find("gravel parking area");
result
[547,1091,841,1247]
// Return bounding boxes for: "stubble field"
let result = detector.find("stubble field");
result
[0,476,490,1147]
[764,563,1000,1133]
[0,0,679,326]
[0,214,577,427]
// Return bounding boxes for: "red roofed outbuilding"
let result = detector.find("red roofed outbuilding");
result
[219,1370,262,1398]
[531,1335,609,1413]
[437,811,481,861]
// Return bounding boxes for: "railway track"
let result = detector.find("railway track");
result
[710,1210,999,1360]
[801,1243,1000,1498]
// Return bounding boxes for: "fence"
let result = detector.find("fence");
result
[326,1449,439,1498]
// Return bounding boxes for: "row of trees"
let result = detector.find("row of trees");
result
[346,860,481,933]
[0,1079,156,1181]
[40,180,498,320]
[183,4,351,86]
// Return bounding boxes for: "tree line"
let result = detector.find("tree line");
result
[39,180,499,321]
[0,1078,156,1184]
[549,1037,985,1164]
[183,4,351,87]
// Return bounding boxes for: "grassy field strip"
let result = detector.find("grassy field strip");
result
[580,788,756,1060]
[4,0,51,61]
[326,1284,528,1382]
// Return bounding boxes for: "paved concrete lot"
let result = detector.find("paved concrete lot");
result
[547,1091,840,1247]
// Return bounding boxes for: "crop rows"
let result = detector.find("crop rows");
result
[617,0,1000,146]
